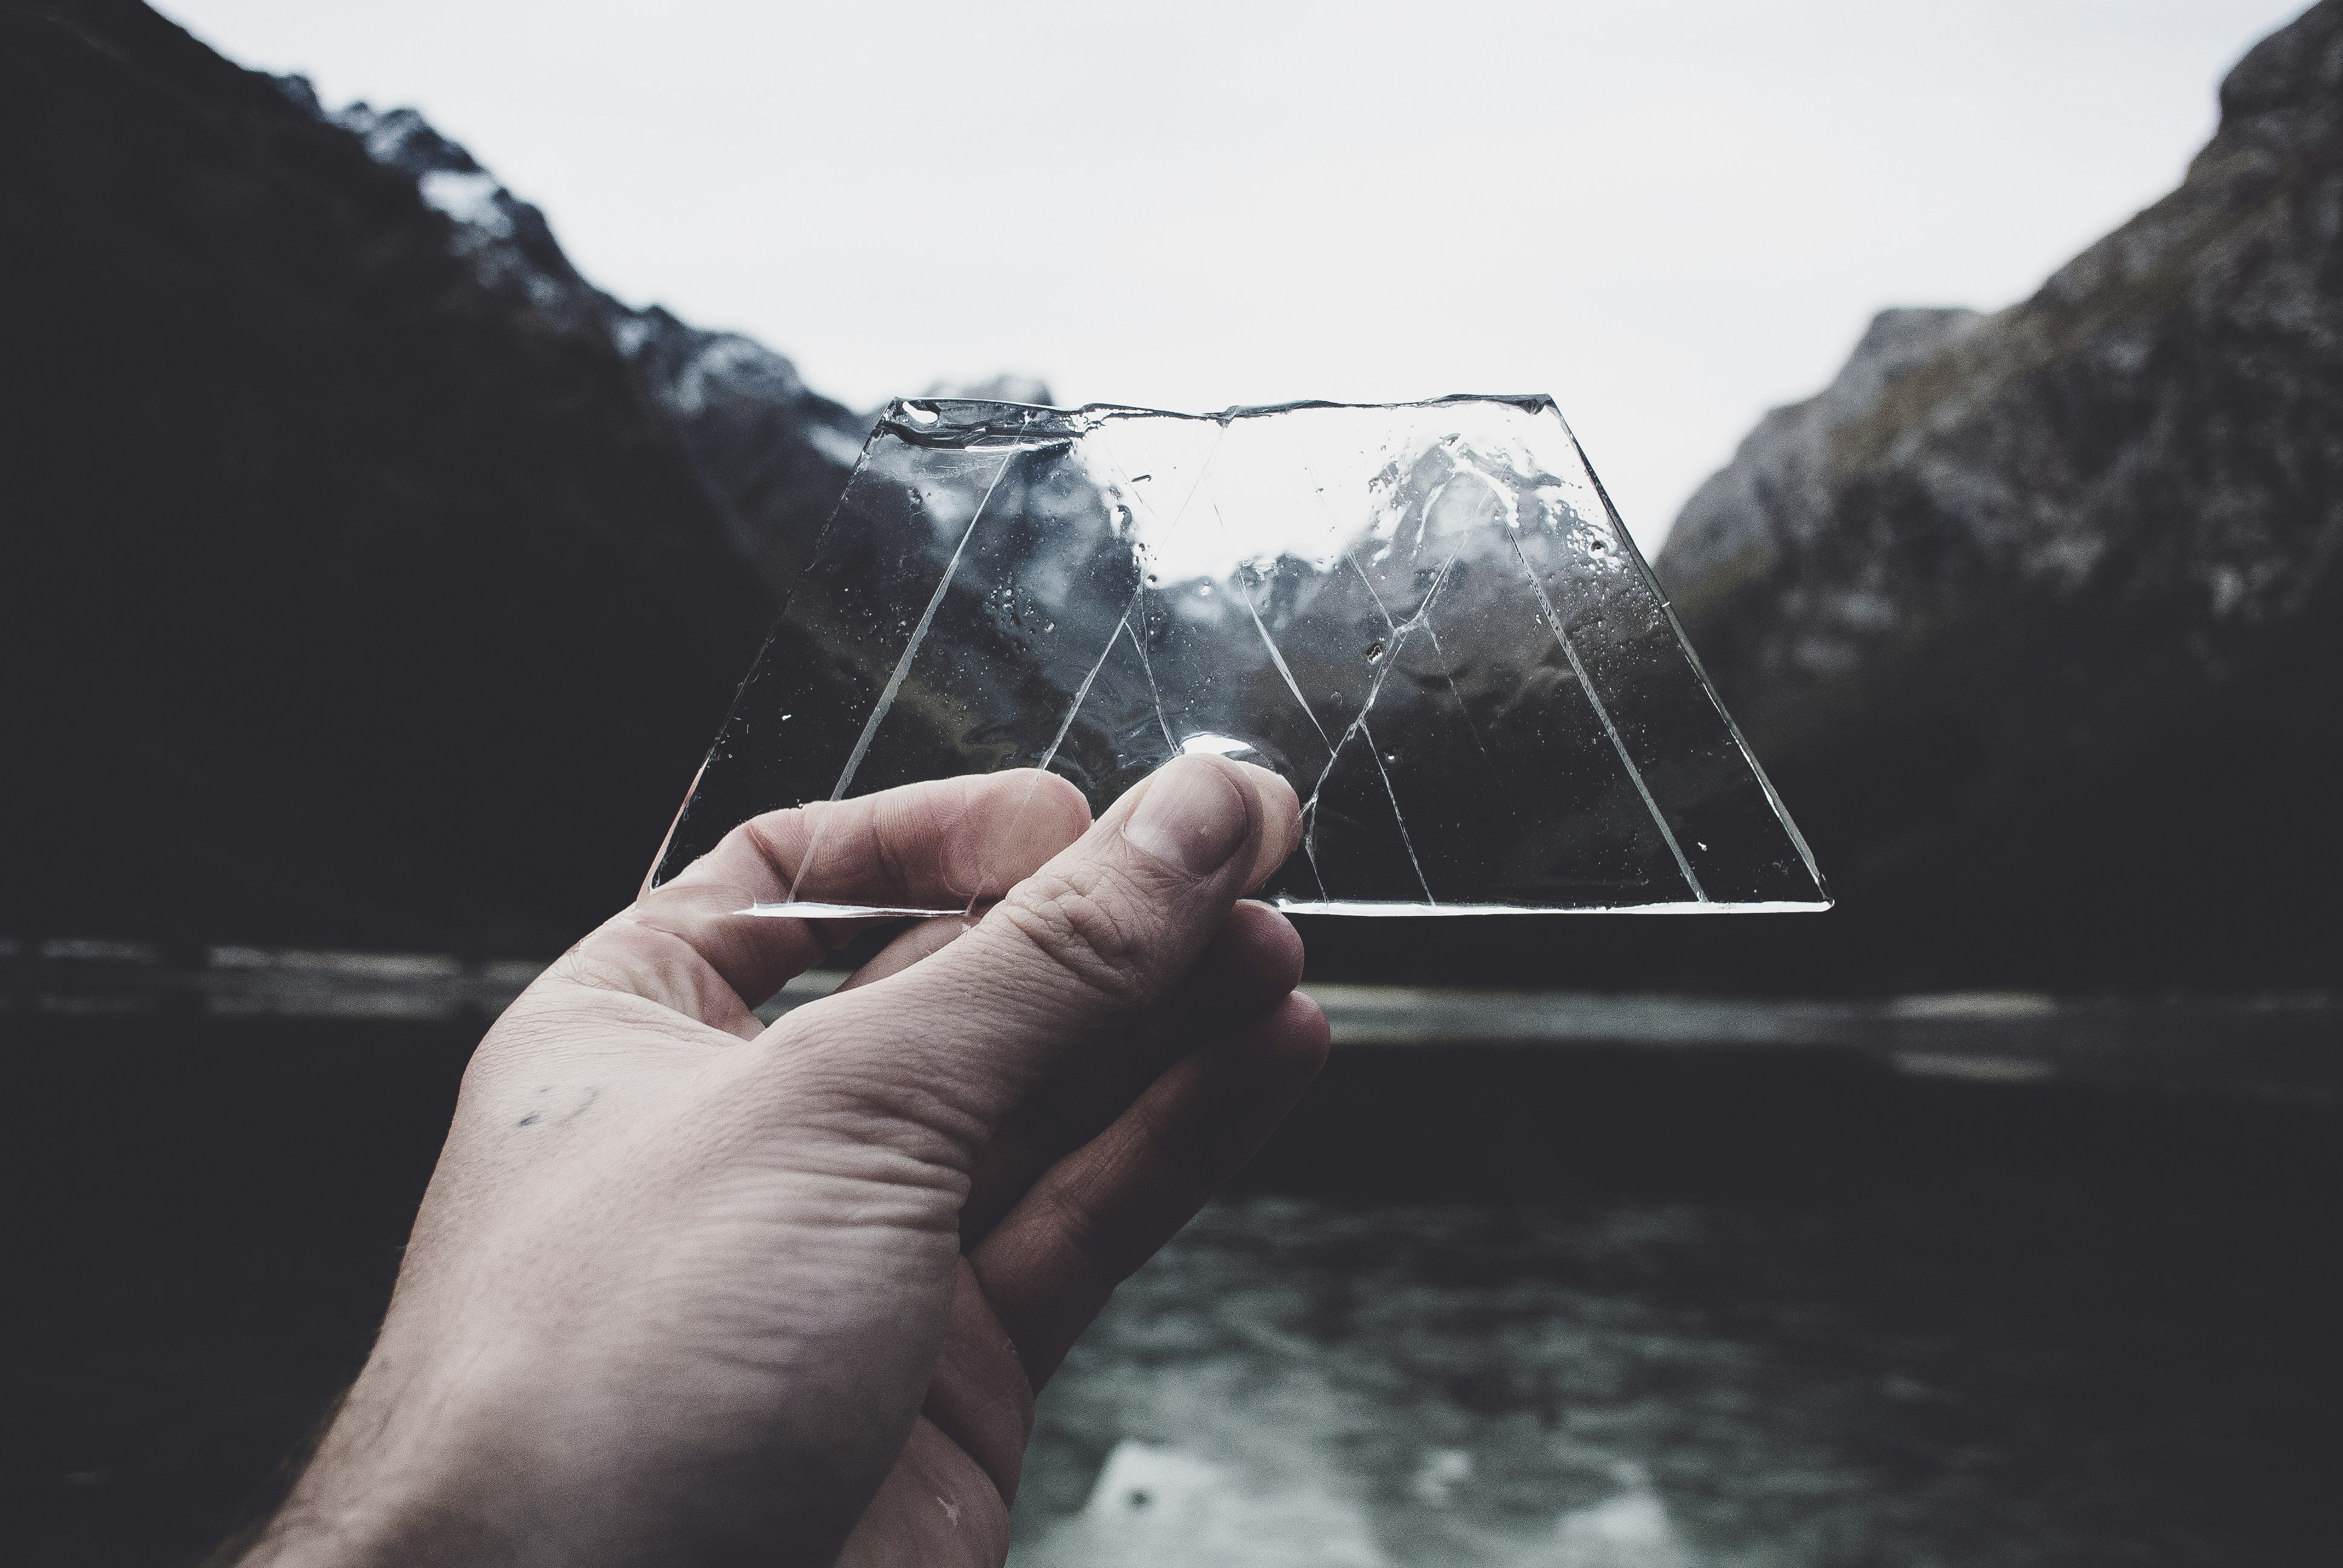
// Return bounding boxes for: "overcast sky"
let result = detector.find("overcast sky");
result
[157,0,2307,550]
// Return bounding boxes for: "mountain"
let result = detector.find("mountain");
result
[281,79,869,598]
[1642,0,2342,992]
[6,0,2334,993]
[1,0,859,952]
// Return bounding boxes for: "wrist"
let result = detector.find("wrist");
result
[234,1385,525,1568]
[237,1473,501,1568]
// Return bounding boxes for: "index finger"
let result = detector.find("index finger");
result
[566,770,1092,1028]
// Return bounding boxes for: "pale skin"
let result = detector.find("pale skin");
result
[237,754,1324,1568]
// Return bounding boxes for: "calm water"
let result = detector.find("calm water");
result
[9,989,2335,1567]
[1012,1194,2330,1567]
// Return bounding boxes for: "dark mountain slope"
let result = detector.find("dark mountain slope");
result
[286,82,868,597]
[0,0,851,951]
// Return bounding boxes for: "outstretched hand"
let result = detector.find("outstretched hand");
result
[241,756,1326,1568]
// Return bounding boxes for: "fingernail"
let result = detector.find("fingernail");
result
[1124,757,1252,877]
[1230,758,1297,803]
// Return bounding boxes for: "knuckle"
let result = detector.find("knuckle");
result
[739,809,808,881]
[997,862,1159,1008]
[550,926,678,1002]
[863,802,914,893]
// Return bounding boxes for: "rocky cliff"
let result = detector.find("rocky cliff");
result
[1,0,859,950]
[1645,0,2342,990]
[283,79,869,598]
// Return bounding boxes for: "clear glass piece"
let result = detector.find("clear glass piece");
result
[650,396,1828,916]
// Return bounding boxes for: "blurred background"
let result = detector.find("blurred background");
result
[4,1,2336,1563]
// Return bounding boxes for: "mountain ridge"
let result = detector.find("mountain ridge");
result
[274,73,870,599]
[1640,0,2341,991]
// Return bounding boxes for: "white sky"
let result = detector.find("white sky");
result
[156,0,2307,550]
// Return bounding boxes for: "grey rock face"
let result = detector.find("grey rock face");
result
[1662,0,2342,674]
[1650,0,2342,988]
[1660,306,1986,662]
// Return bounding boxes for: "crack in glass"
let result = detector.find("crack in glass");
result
[650,396,1830,916]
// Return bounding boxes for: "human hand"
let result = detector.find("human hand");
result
[239,756,1323,1568]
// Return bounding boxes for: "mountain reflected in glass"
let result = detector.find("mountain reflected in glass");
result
[652,396,1827,915]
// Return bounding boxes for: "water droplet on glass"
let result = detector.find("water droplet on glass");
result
[651,396,1829,916]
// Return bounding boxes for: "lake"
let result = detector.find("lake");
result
[7,946,2335,1565]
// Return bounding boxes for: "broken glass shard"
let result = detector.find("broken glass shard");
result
[649,396,1829,915]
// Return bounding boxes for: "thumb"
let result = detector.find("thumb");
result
[783,753,1301,1146]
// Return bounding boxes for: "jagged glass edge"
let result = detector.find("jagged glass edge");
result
[1556,410,1832,909]
[740,899,1833,918]
[652,394,1833,916]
